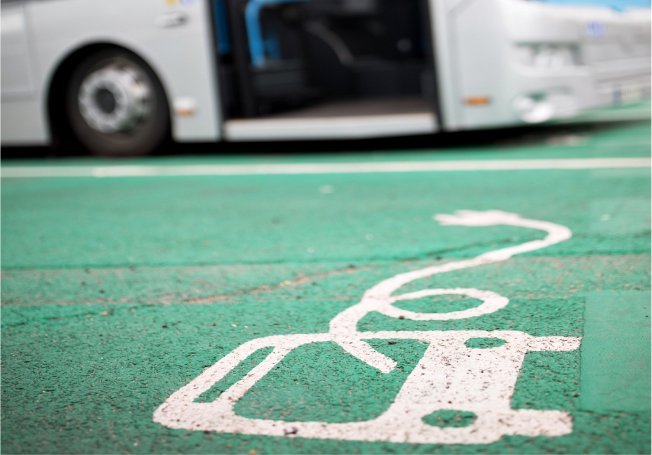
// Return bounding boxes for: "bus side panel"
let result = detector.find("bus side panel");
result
[1,2,48,144]
[1,99,49,145]
[28,0,221,144]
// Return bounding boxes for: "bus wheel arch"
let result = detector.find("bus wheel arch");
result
[47,43,171,157]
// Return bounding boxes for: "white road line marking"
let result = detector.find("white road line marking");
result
[154,210,581,444]
[2,157,649,179]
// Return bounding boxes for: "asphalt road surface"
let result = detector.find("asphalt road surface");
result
[2,109,650,453]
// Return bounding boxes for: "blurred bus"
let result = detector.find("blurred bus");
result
[1,0,650,156]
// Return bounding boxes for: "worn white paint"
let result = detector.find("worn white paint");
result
[2,157,649,179]
[153,210,581,444]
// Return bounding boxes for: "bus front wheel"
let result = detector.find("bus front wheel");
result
[65,49,170,157]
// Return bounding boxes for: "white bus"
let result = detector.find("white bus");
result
[1,0,650,156]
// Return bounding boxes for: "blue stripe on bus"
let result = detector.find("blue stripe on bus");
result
[245,0,306,67]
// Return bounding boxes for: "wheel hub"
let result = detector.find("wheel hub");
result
[78,62,151,134]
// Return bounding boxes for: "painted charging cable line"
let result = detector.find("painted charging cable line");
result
[328,210,572,373]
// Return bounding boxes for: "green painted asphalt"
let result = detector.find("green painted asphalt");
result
[2,115,650,453]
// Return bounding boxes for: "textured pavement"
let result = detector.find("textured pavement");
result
[2,109,650,453]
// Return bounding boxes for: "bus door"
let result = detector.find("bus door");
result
[211,0,441,140]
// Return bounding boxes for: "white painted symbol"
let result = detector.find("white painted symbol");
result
[154,210,581,444]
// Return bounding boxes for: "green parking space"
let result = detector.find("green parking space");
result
[2,116,650,453]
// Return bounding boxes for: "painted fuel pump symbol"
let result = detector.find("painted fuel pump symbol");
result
[154,210,581,444]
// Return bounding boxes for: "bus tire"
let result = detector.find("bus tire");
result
[65,49,170,157]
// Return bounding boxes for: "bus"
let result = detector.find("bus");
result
[1,0,650,156]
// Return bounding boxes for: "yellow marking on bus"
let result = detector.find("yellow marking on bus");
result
[464,97,491,106]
